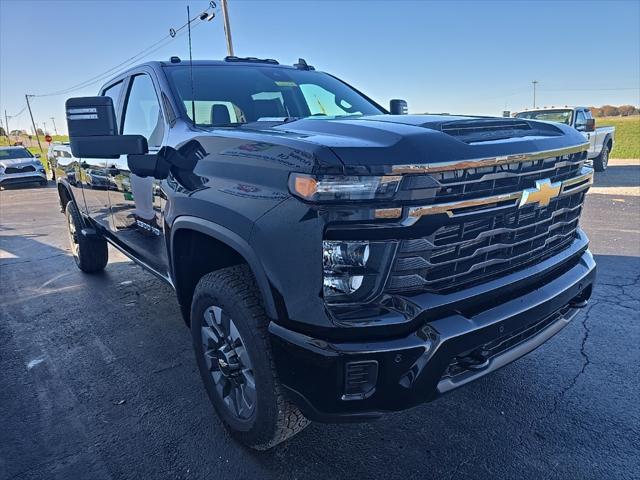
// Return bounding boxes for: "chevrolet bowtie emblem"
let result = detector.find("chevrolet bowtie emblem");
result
[519,178,562,208]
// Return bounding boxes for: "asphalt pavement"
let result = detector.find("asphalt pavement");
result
[1,159,639,480]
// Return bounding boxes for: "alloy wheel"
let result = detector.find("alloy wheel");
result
[67,211,79,259]
[201,305,256,420]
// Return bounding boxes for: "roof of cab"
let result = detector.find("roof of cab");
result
[156,58,299,69]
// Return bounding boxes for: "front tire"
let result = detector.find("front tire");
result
[594,144,610,172]
[191,265,309,450]
[65,200,108,273]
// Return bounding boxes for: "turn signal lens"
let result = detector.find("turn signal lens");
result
[289,173,401,202]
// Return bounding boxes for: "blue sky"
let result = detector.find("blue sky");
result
[1,0,638,135]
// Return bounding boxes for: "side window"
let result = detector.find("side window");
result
[102,81,124,129]
[575,110,587,129]
[122,74,165,147]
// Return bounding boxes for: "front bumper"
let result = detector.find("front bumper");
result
[0,170,47,186]
[269,246,596,422]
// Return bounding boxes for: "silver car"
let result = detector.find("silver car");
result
[0,146,48,189]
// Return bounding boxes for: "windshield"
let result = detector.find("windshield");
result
[165,65,384,126]
[515,109,573,125]
[0,148,33,160]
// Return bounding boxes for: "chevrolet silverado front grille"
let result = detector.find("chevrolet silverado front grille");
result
[386,145,592,294]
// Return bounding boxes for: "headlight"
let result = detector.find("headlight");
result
[289,174,401,202]
[323,241,370,269]
[323,240,371,299]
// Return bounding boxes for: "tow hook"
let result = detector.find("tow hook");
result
[569,284,592,309]
[457,349,491,371]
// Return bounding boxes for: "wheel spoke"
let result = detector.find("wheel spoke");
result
[235,345,251,368]
[240,377,256,408]
[229,321,241,345]
[203,308,216,327]
[201,326,220,348]
[220,312,231,340]
[232,387,243,417]
[211,370,223,385]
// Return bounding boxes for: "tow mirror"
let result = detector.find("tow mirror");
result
[65,96,148,159]
[390,99,408,115]
[584,118,596,132]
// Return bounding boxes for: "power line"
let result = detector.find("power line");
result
[32,2,217,98]
[7,105,27,117]
[539,87,639,92]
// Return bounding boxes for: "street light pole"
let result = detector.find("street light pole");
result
[25,94,44,154]
[532,80,539,108]
[50,117,58,135]
[220,0,234,56]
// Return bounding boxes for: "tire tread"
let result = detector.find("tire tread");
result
[193,265,309,450]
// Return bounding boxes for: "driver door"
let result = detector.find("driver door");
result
[106,71,168,274]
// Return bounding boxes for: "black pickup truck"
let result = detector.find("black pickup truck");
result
[59,57,596,450]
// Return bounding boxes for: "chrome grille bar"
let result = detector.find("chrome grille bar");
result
[400,167,592,223]
[390,143,589,174]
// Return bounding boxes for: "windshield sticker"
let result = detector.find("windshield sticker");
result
[275,81,297,87]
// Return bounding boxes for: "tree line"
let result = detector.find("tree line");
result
[590,105,639,117]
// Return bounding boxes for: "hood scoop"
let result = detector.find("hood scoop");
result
[434,118,562,144]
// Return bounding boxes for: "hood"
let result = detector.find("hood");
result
[265,114,586,174]
[0,157,41,168]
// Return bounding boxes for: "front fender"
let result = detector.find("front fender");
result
[169,216,279,320]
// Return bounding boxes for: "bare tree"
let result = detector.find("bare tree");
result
[618,105,638,116]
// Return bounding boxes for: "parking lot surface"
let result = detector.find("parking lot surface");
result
[1,159,639,480]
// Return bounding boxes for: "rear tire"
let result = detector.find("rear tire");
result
[65,200,108,273]
[191,265,309,450]
[594,144,610,172]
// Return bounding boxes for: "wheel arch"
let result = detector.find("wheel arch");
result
[57,180,74,212]
[170,216,279,325]
[604,134,613,151]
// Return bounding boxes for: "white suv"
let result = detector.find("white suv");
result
[0,146,47,189]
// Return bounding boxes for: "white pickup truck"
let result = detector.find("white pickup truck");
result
[515,106,615,172]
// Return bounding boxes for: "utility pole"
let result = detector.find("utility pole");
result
[50,116,58,135]
[43,121,48,135]
[532,80,539,108]
[220,0,234,56]
[4,110,10,140]
[25,94,44,154]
